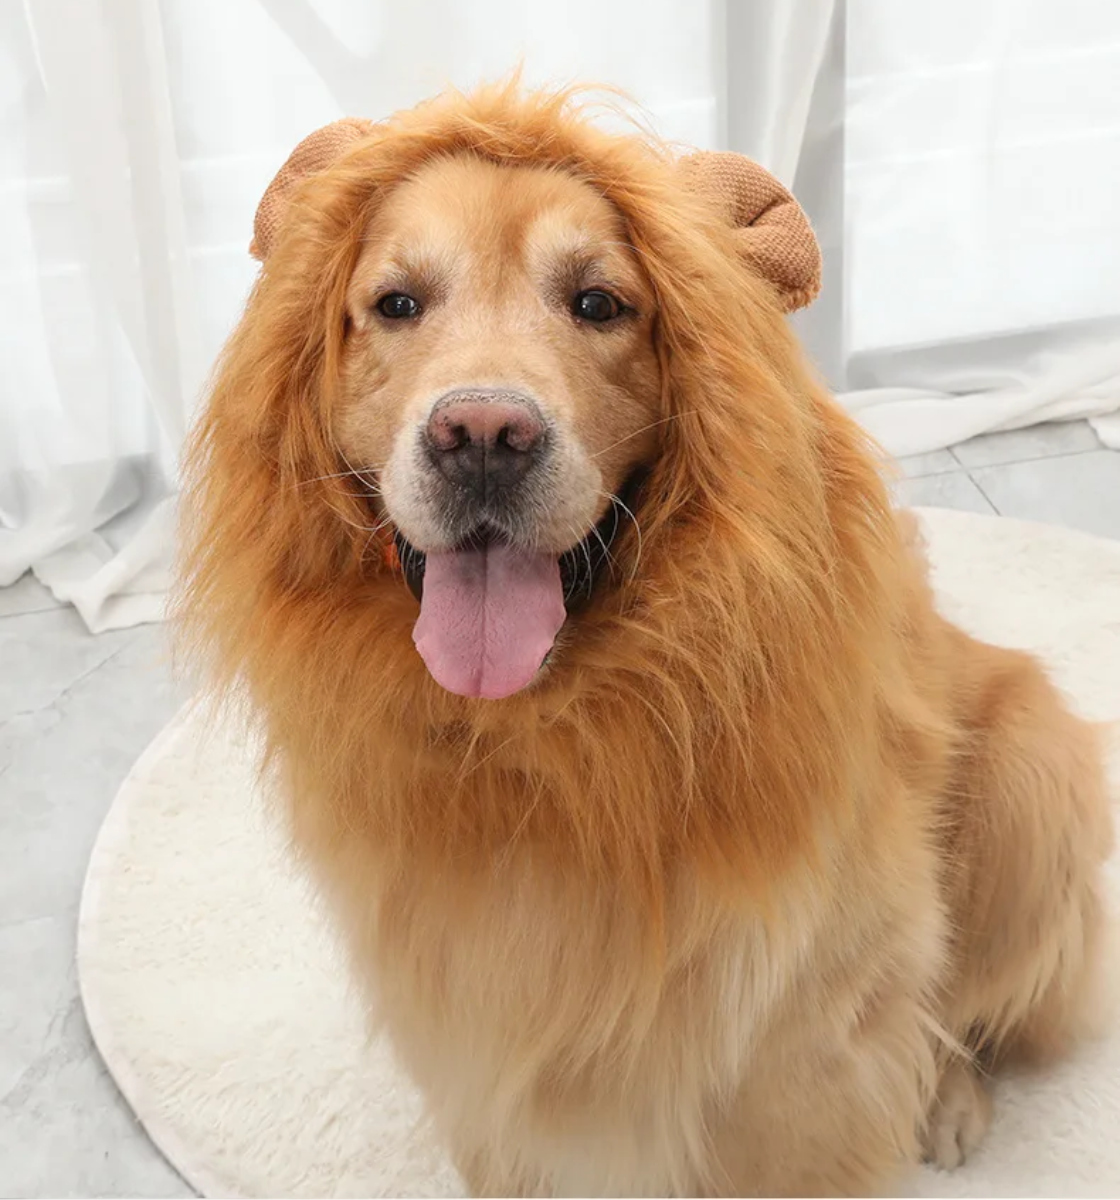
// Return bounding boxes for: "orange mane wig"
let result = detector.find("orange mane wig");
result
[177,80,923,932]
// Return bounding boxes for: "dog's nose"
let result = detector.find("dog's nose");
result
[425,392,546,494]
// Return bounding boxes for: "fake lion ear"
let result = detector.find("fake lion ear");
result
[249,117,377,261]
[678,151,821,312]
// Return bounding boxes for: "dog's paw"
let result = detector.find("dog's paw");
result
[922,1061,993,1171]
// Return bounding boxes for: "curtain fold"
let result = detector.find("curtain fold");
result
[1,0,1116,630]
[838,0,1120,452]
[1,0,200,629]
[724,0,837,187]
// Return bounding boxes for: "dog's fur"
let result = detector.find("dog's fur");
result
[179,83,1114,1195]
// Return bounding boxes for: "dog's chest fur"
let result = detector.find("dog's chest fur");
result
[356,851,830,1194]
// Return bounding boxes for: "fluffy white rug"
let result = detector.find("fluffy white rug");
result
[78,508,1120,1199]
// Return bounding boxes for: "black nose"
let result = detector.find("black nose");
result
[425,390,547,496]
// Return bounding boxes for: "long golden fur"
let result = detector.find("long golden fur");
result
[178,82,1114,1195]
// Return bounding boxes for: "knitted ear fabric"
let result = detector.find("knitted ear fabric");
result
[678,151,821,312]
[250,117,376,260]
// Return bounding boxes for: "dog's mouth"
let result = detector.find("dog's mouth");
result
[394,471,646,701]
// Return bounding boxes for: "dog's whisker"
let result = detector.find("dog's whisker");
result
[290,468,373,490]
[602,490,644,581]
[359,514,395,563]
[591,411,696,460]
[291,461,386,494]
[399,538,422,584]
[584,518,618,584]
[337,446,385,492]
[322,497,394,536]
[577,522,597,592]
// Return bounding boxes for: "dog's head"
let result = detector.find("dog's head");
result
[184,84,822,704]
[336,151,664,702]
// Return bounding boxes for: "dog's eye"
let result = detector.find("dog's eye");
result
[377,292,422,320]
[572,290,621,323]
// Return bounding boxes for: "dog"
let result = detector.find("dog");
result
[178,81,1114,1195]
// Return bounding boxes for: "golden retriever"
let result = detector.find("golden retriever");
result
[178,82,1114,1196]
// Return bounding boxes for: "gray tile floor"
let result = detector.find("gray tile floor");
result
[1,419,1118,1198]
[889,419,1120,539]
[1,615,190,1199]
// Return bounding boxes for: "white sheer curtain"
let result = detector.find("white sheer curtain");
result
[1,0,1117,631]
[839,0,1120,456]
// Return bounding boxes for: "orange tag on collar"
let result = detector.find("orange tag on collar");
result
[381,536,401,574]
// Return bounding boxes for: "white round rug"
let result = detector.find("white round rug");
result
[79,508,1120,1199]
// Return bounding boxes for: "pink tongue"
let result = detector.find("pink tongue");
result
[413,542,566,700]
